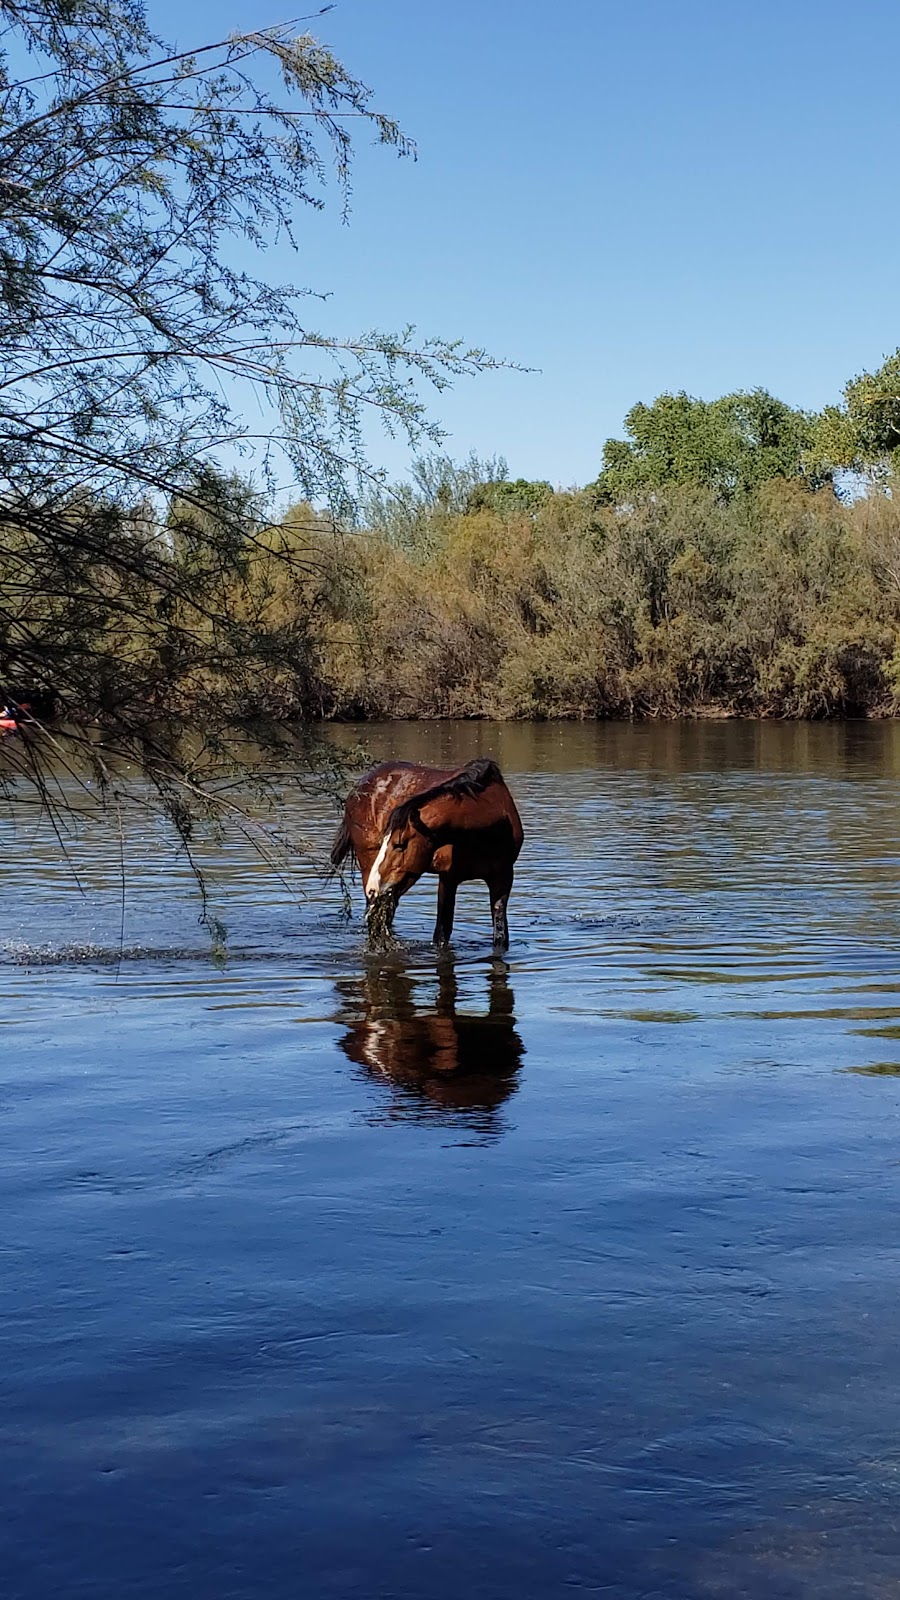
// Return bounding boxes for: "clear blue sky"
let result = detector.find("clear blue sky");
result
[155,0,900,488]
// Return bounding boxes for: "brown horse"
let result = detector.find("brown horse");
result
[330,757,524,947]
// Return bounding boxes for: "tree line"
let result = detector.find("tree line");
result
[308,368,900,720]
[11,399,900,729]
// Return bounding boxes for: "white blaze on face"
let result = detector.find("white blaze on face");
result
[365,832,392,899]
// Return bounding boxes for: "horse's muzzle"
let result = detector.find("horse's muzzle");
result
[365,886,400,918]
[366,877,403,905]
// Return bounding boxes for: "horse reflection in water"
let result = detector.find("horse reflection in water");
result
[335,960,524,1135]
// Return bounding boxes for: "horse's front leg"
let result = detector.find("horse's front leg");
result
[487,871,513,951]
[433,875,457,947]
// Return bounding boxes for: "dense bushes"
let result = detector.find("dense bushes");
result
[306,474,900,720]
[6,465,900,726]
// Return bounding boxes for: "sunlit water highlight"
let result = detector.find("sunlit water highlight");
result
[4,720,900,1598]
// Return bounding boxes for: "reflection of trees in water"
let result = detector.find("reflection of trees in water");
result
[335,959,524,1135]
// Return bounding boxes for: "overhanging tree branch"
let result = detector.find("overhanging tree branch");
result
[0,0,507,909]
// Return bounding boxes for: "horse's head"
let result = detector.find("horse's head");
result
[365,804,434,908]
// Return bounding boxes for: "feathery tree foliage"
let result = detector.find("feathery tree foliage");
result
[360,453,509,557]
[0,0,501,865]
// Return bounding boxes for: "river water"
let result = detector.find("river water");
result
[4,720,900,1599]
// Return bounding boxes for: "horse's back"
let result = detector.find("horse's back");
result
[340,756,523,865]
[358,760,454,792]
[355,761,451,822]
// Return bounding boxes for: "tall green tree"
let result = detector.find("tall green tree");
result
[814,350,900,474]
[594,388,826,503]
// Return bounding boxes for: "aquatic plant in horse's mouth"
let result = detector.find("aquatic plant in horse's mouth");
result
[365,893,401,951]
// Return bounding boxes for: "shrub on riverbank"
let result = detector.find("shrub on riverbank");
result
[308,474,900,720]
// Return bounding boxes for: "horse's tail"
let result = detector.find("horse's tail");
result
[330,812,356,871]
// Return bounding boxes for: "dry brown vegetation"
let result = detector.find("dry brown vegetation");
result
[7,469,900,730]
[293,474,900,720]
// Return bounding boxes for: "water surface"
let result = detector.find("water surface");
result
[4,720,900,1598]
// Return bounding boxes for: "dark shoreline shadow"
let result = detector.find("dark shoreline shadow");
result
[334,957,525,1135]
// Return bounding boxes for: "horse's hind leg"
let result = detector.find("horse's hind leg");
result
[487,870,513,951]
[434,875,457,947]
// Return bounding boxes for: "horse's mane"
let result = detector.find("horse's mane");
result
[387,758,504,835]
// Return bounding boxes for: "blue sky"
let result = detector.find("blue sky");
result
[154,0,900,488]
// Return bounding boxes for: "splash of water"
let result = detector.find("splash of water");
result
[3,940,211,966]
